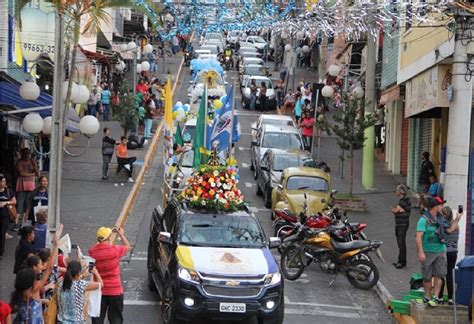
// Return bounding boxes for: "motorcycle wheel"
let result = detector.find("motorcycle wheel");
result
[346,259,379,290]
[280,243,305,280]
[275,224,294,254]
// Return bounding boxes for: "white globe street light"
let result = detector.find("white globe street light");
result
[79,115,100,137]
[128,41,137,51]
[353,86,365,99]
[23,113,44,134]
[62,81,79,102]
[136,64,143,74]
[143,44,153,54]
[141,61,151,72]
[119,43,128,52]
[321,85,335,98]
[284,44,292,52]
[302,45,310,53]
[328,64,342,77]
[75,85,90,104]
[23,51,40,62]
[19,80,41,101]
[42,116,52,135]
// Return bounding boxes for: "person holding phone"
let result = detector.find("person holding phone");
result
[438,205,463,305]
[89,226,130,324]
[57,260,103,323]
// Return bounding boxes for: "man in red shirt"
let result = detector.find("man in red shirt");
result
[89,226,131,324]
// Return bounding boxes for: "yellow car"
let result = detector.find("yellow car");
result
[271,166,333,215]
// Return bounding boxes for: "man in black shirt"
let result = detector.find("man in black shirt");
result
[419,152,434,193]
[391,184,411,269]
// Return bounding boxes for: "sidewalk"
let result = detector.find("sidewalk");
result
[0,55,184,301]
[289,66,419,302]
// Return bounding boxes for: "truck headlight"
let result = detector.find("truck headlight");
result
[264,272,281,286]
[178,267,200,284]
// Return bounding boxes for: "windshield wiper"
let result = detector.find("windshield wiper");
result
[296,186,310,190]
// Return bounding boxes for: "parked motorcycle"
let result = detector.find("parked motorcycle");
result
[273,197,368,247]
[280,222,383,290]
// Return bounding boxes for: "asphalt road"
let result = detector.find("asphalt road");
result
[120,62,394,323]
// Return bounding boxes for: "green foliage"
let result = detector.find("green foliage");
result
[113,80,139,136]
[319,94,375,195]
[320,94,375,160]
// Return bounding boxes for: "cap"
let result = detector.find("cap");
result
[424,196,444,209]
[434,196,447,205]
[96,227,112,241]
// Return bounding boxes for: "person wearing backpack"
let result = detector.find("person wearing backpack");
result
[437,206,462,305]
[416,196,447,307]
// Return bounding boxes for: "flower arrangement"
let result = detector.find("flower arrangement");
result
[179,165,245,212]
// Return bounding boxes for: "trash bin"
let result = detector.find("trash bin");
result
[455,256,474,306]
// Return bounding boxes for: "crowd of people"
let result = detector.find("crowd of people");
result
[391,151,462,307]
[0,216,131,324]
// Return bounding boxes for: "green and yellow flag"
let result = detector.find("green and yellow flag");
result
[192,87,207,168]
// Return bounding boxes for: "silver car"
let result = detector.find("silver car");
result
[250,124,305,179]
[250,114,297,144]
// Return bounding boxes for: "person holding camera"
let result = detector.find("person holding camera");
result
[437,205,462,305]
[416,196,446,307]
[89,226,130,324]
[57,260,103,323]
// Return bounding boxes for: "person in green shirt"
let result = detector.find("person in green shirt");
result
[416,195,447,306]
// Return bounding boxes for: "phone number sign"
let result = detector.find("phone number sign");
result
[20,6,56,61]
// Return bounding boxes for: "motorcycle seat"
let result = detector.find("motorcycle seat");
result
[331,239,371,253]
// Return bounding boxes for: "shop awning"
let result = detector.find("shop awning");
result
[379,85,401,105]
[0,81,81,133]
[80,46,109,64]
[0,81,52,117]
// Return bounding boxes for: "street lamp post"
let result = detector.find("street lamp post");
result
[47,11,66,241]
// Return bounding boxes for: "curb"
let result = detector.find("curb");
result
[375,279,393,306]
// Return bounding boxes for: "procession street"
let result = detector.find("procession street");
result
[119,65,394,324]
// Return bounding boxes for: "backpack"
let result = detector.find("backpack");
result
[423,212,447,244]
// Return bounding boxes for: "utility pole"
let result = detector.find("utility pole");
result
[361,3,376,190]
[47,12,65,241]
[443,8,472,260]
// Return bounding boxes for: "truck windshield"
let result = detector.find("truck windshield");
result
[179,214,266,248]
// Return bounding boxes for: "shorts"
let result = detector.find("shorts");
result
[17,191,34,214]
[421,252,447,281]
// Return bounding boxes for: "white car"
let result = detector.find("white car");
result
[203,40,224,53]
[239,57,265,73]
[241,75,276,110]
[250,124,305,178]
[240,36,268,52]
[203,32,225,44]
[200,44,220,55]
[250,115,297,143]
[193,49,211,59]
[240,64,270,85]
[227,31,240,45]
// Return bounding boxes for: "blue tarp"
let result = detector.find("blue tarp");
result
[0,81,52,117]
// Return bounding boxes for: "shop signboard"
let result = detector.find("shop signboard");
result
[405,65,452,118]
[19,2,56,62]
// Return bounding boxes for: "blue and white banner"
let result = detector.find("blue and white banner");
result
[208,85,240,152]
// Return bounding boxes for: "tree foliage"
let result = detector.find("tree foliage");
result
[319,94,375,195]
[114,80,139,137]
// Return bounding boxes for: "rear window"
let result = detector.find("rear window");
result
[251,79,273,89]
[262,118,295,128]
[272,154,313,171]
[262,132,302,150]
[286,176,329,192]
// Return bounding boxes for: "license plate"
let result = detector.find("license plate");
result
[219,303,246,313]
